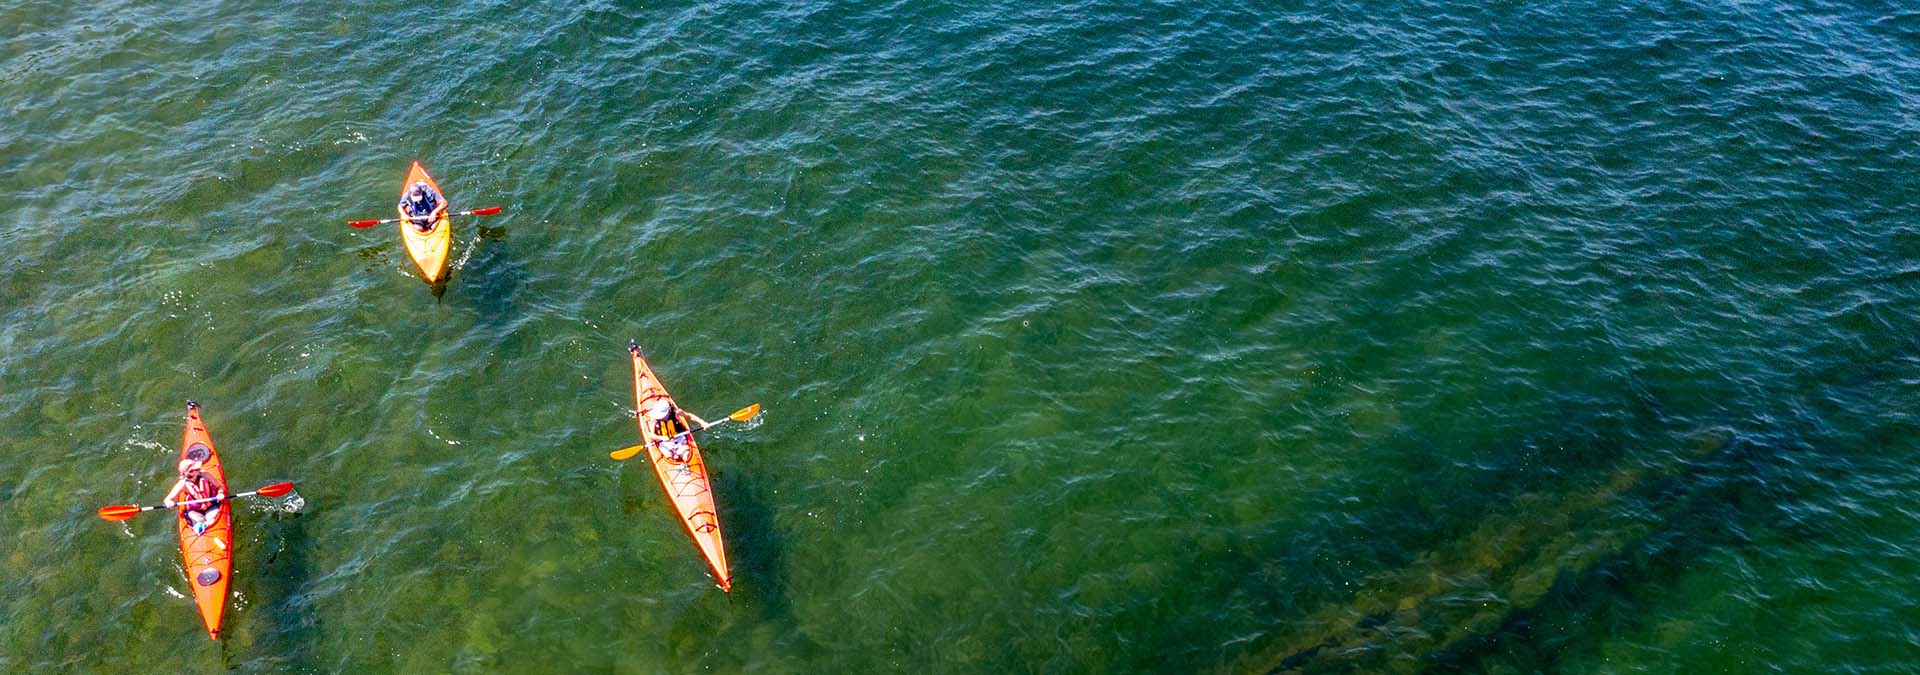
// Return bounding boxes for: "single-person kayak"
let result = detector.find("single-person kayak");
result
[629,342,731,591]
[177,401,232,640]
[398,161,452,284]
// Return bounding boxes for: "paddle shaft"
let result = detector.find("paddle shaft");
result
[348,206,502,228]
[130,485,282,514]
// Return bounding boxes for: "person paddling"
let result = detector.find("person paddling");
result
[163,447,226,534]
[643,399,708,463]
[397,180,447,233]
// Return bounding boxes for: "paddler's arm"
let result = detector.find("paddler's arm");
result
[161,479,188,507]
[685,411,712,430]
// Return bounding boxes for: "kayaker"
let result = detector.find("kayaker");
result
[163,450,225,534]
[643,399,708,463]
[397,180,446,233]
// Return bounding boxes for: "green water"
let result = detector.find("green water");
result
[6,1,1920,672]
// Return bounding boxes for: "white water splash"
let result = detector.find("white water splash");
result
[426,427,463,446]
[249,489,305,514]
[449,235,482,274]
[124,437,167,452]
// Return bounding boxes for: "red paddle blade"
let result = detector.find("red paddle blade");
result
[347,219,380,228]
[470,206,503,216]
[255,481,296,498]
[97,505,141,522]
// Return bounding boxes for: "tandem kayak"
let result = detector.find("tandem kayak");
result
[177,401,232,640]
[398,161,452,284]
[629,341,731,591]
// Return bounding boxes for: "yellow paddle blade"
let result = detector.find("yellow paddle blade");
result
[729,404,761,422]
[609,444,648,461]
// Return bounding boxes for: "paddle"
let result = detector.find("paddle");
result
[96,481,297,522]
[347,206,503,228]
[610,404,762,461]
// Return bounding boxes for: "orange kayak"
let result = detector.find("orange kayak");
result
[629,341,731,591]
[397,161,452,284]
[176,401,232,640]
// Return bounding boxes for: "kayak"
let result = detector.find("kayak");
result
[629,341,731,591]
[177,401,232,640]
[398,161,452,284]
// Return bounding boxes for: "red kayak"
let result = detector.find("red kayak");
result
[177,401,232,640]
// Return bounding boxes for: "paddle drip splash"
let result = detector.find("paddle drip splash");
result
[253,490,306,514]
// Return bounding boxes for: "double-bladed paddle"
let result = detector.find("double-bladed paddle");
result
[610,404,762,461]
[347,206,503,228]
[96,482,297,522]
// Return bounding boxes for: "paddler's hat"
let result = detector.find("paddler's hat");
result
[177,459,202,475]
[648,400,673,421]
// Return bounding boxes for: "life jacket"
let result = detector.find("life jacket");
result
[402,190,440,218]
[181,473,220,512]
[654,414,689,439]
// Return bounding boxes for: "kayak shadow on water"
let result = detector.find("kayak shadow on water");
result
[443,225,523,321]
[714,465,803,627]
[240,508,321,671]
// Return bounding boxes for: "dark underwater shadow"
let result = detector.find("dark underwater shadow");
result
[711,457,828,660]
[353,240,396,273]
[235,508,319,672]
[1253,426,1754,675]
[442,225,524,328]
[1408,338,1920,673]
[1199,380,1708,674]
[1418,432,1792,674]
[1229,336,1920,674]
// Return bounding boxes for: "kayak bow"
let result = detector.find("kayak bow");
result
[628,342,731,591]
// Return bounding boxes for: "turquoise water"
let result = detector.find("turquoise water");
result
[6,0,1920,672]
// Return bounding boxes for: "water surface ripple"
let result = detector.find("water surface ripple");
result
[4,0,1920,672]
